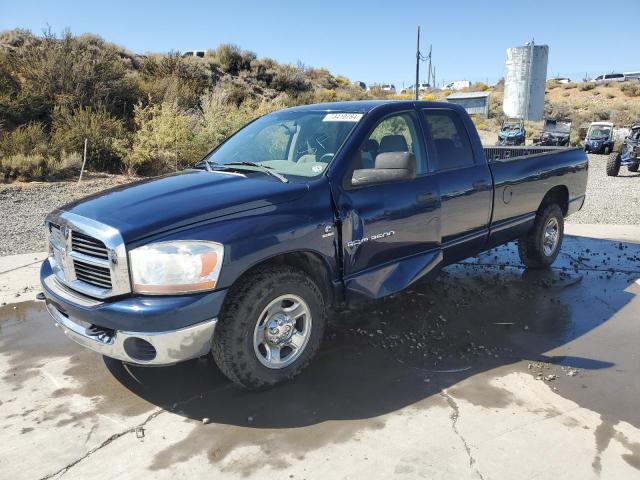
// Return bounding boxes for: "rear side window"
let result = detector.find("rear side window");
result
[421,110,475,171]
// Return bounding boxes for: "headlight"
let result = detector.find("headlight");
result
[129,241,224,294]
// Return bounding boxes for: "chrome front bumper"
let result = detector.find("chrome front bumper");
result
[46,300,218,366]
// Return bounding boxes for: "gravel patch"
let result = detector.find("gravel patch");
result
[0,174,133,256]
[0,153,637,256]
[567,154,640,225]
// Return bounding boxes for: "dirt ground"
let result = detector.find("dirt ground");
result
[1,225,639,479]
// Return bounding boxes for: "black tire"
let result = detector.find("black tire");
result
[518,204,564,269]
[604,145,611,155]
[211,265,326,389]
[606,152,621,176]
[629,163,639,173]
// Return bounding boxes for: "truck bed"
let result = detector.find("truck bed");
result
[484,145,588,246]
[484,145,580,162]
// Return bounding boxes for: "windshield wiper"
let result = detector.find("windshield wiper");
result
[224,161,289,183]
[193,159,213,172]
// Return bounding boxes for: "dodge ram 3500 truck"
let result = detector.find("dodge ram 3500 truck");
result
[41,101,588,389]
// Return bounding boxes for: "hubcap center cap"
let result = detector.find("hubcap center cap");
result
[265,314,294,344]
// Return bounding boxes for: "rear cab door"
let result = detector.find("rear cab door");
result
[418,106,493,262]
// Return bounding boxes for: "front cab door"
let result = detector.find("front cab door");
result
[333,110,442,302]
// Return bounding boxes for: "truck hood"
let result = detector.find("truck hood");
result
[60,170,309,243]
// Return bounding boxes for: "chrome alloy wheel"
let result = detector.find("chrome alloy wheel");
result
[543,217,560,256]
[253,294,312,369]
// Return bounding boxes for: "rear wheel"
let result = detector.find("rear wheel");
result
[606,152,621,176]
[629,163,639,173]
[518,204,564,269]
[211,265,326,389]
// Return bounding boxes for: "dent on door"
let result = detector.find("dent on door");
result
[341,207,443,303]
[344,248,443,302]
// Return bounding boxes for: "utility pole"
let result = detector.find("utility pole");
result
[427,44,432,87]
[415,26,420,100]
[433,66,436,89]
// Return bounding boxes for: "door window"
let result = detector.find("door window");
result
[422,110,475,171]
[355,113,426,174]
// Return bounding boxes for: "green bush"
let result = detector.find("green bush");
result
[0,152,46,179]
[0,29,137,128]
[126,102,195,175]
[51,106,126,172]
[0,122,47,156]
[208,44,255,75]
[620,82,640,97]
[192,88,286,159]
[270,65,311,95]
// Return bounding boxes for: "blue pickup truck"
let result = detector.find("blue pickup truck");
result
[41,101,588,388]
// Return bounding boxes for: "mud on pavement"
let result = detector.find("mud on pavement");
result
[1,232,640,479]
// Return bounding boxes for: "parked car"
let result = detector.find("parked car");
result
[584,122,615,154]
[593,73,625,83]
[400,83,430,95]
[547,77,571,84]
[369,83,396,94]
[498,118,526,146]
[606,123,640,176]
[181,50,205,58]
[536,118,572,147]
[444,80,471,90]
[41,101,588,389]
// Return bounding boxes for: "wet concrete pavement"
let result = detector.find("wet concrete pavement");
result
[1,225,639,479]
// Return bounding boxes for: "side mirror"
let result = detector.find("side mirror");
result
[351,152,416,187]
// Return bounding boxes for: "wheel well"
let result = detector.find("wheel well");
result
[539,185,569,216]
[234,251,335,305]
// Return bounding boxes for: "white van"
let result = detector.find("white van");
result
[593,73,625,83]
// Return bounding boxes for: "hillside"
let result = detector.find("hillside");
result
[0,29,381,180]
[2,28,639,181]
[402,80,640,144]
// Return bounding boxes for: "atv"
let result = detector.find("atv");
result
[535,118,572,146]
[497,118,526,146]
[606,123,640,176]
[585,122,615,155]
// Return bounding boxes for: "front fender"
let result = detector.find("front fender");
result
[130,179,340,294]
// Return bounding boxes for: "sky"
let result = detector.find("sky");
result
[2,0,639,89]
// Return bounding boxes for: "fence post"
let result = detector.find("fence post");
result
[78,138,88,183]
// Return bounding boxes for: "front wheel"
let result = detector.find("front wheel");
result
[604,145,611,155]
[211,266,326,389]
[629,163,639,173]
[518,204,564,269]
[606,152,621,176]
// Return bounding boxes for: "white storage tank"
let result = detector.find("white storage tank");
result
[503,42,548,121]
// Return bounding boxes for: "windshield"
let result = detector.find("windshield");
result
[588,126,611,139]
[502,123,523,132]
[544,121,571,134]
[200,110,361,181]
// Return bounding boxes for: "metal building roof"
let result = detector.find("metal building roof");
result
[446,92,491,100]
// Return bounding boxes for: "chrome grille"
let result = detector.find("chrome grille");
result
[73,259,113,289]
[45,211,131,299]
[71,231,109,260]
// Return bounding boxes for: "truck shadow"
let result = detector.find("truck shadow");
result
[107,235,640,430]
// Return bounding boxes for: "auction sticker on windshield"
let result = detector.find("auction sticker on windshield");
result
[323,113,363,122]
